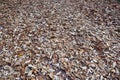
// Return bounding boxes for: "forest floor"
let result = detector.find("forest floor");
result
[0,0,120,80]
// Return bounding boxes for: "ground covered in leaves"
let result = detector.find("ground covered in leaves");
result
[0,0,120,80]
